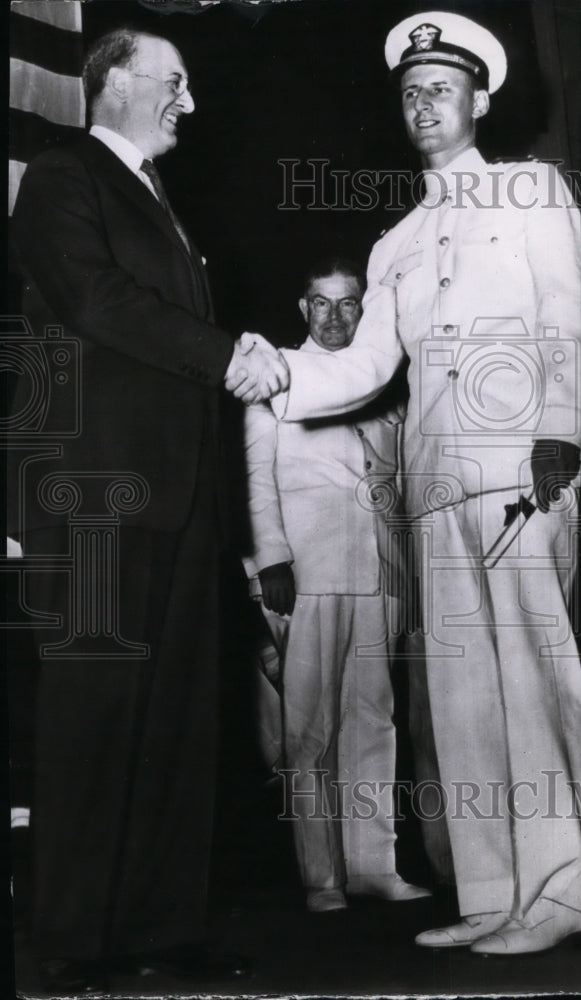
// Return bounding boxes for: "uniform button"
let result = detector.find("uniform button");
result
[395,272,402,280]
[443,324,455,335]
[440,277,451,289]
[490,236,499,243]
[356,427,364,437]
[365,460,372,470]
[447,369,459,380]
[439,236,449,246]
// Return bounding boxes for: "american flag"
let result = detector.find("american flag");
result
[9,0,85,216]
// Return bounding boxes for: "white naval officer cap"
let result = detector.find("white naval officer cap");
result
[385,10,507,94]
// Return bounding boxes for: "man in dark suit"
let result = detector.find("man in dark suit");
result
[9,26,287,992]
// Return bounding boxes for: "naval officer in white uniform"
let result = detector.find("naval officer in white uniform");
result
[228,11,581,955]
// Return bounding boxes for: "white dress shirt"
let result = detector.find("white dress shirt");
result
[89,124,158,199]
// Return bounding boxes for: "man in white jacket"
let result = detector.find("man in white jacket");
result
[231,12,581,955]
[243,258,429,913]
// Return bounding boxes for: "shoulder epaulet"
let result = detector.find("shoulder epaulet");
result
[490,155,539,164]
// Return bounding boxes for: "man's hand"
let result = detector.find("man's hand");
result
[531,439,581,513]
[258,562,296,616]
[225,333,289,404]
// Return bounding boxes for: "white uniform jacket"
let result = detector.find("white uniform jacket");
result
[244,337,403,595]
[275,149,581,518]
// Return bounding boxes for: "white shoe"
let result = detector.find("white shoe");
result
[346,873,431,902]
[471,897,581,955]
[415,911,509,948]
[306,888,348,913]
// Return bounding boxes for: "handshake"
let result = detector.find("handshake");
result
[225,332,289,404]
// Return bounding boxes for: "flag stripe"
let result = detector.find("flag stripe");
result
[11,8,84,78]
[10,58,85,128]
[9,107,84,163]
[9,1,84,216]
[8,160,27,217]
[11,806,31,829]
[11,0,82,33]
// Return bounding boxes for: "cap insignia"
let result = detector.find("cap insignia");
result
[409,23,442,52]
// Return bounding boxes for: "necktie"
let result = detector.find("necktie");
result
[140,158,211,318]
[140,158,191,254]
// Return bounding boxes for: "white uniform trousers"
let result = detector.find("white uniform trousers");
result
[274,591,400,891]
[413,487,581,918]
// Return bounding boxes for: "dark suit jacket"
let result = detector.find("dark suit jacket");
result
[9,134,233,533]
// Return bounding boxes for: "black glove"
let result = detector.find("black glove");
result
[258,562,296,616]
[531,439,580,513]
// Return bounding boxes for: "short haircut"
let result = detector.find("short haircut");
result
[83,27,159,118]
[303,256,367,298]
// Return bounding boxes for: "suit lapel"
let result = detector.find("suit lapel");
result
[81,135,190,258]
[80,134,213,319]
